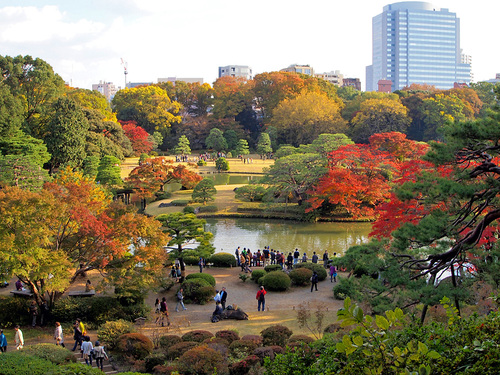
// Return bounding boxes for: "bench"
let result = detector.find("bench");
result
[10,290,33,297]
[68,290,96,297]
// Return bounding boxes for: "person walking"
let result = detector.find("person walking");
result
[81,336,93,366]
[54,322,64,347]
[323,250,329,268]
[220,287,228,310]
[256,286,267,312]
[93,341,108,371]
[198,257,204,273]
[175,288,187,312]
[0,329,7,352]
[330,264,337,282]
[71,320,82,351]
[159,297,170,327]
[311,271,319,292]
[235,246,241,267]
[14,326,23,350]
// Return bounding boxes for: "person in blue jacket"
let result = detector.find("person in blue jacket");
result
[0,329,7,352]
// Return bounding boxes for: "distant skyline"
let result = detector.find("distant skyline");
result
[1,0,497,91]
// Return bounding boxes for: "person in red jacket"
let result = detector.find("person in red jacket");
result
[256,286,267,312]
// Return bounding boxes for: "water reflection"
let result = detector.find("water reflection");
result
[205,218,371,257]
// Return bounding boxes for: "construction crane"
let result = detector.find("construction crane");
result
[120,58,128,88]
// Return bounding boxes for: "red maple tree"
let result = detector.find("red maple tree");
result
[120,120,153,156]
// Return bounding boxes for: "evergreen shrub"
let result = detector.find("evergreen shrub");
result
[171,199,189,206]
[159,334,182,350]
[182,330,214,343]
[197,160,207,166]
[251,270,266,283]
[229,355,260,375]
[264,264,282,272]
[177,345,228,375]
[155,192,172,201]
[181,278,215,304]
[229,339,259,356]
[183,206,195,214]
[97,319,135,350]
[260,325,293,347]
[0,296,30,327]
[288,335,314,344]
[289,268,313,286]
[144,353,168,373]
[216,330,240,344]
[209,252,237,267]
[117,333,154,359]
[22,344,75,365]
[241,335,263,346]
[183,256,199,265]
[294,262,327,281]
[166,341,199,360]
[261,271,291,291]
[185,273,216,287]
[198,205,218,213]
[0,352,57,375]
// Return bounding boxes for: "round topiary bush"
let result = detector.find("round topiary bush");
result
[294,262,327,281]
[202,337,230,347]
[288,334,315,344]
[229,339,259,356]
[215,330,240,344]
[182,330,214,343]
[209,252,237,267]
[183,206,195,214]
[251,269,265,283]
[159,335,182,350]
[197,160,207,166]
[181,278,215,304]
[260,325,293,347]
[289,268,313,286]
[177,344,228,375]
[185,273,216,287]
[166,341,199,360]
[261,271,291,291]
[144,352,168,373]
[117,333,154,359]
[264,264,282,272]
[241,335,263,346]
[97,319,135,350]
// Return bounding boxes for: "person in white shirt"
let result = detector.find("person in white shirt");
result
[54,322,64,347]
[14,325,23,350]
[81,336,93,366]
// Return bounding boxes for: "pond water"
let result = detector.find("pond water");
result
[204,218,372,257]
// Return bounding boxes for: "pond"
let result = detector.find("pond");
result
[204,218,372,257]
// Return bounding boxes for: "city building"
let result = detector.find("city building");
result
[158,77,204,85]
[482,74,500,84]
[316,70,344,86]
[280,64,314,76]
[366,2,471,92]
[342,78,362,91]
[91,81,118,102]
[125,82,154,88]
[378,79,393,93]
[218,65,253,80]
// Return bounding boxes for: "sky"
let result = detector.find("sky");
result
[0,0,497,91]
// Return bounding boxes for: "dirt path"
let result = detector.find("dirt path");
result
[139,265,344,338]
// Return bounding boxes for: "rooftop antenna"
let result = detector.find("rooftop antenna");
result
[120,58,128,88]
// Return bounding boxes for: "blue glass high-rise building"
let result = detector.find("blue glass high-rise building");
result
[366,2,471,92]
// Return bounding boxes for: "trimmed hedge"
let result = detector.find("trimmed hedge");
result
[198,205,218,213]
[260,325,293,347]
[183,206,195,214]
[251,269,266,283]
[209,252,237,267]
[181,278,215,304]
[171,199,189,206]
[289,268,313,286]
[183,255,199,266]
[182,330,214,343]
[264,264,282,272]
[185,272,216,287]
[294,262,327,281]
[261,271,291,291]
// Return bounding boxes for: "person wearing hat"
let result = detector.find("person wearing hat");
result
[93,340,108,370]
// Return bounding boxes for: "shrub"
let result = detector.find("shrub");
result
[159,334,182,350]
[171,199,189,206]
[229,355,261,375]
[333,277,359,300]
[289,268,313,286]
[216,330,240,344]
[261,271,291,291]
[197,159,207,166]
[203,337,230,347]
[117,333,154,359]
[260,325,293,347]
[288,335,315,344]
[144,352,168,373]
[251,269,266,283]
[209,252,237,267]
[198,205,218,213]
[181,278,215,304]
[264,264,282,272]
[183,206,195,214]
[241,335,263,346]
[97,319,135,350]
[166,341,199,360]
[177,344,228,375]
[229,340,258,356]
[155,191,172,201]
[185,272,216,287]
[47,362,105,374]
[182,330,214,343]
[216,157,230,171]
[0,352,57,375]
[294,263,327,281]
[323,322,342,334]
[139,153,149,164]
[253,346,277,362]
[183,255,199,266]
[0,296,30,327]
[21,344,75,365]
